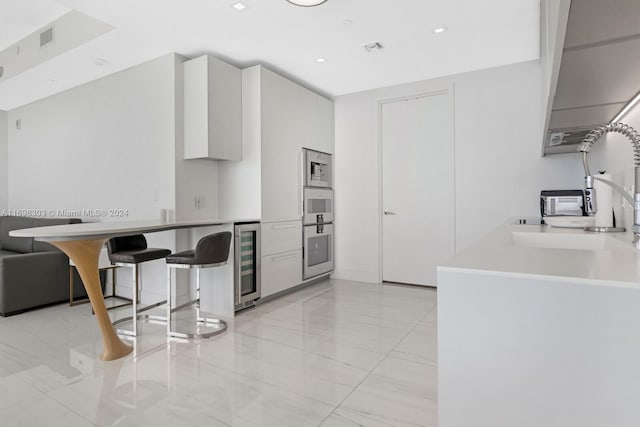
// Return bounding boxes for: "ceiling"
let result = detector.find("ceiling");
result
[0,0,541,110]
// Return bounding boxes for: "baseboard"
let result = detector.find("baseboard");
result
[331,269,380,284]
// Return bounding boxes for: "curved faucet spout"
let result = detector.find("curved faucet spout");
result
[579,122,640,165]
[579,122,640,244]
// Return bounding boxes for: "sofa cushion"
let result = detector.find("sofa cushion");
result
[0,217,34,253]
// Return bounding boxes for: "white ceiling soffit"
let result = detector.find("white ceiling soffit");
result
[0,0,540,110]
[0,10,113,82]
[0,0,68,50]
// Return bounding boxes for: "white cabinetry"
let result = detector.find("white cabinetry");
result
[300,87,318,152]
[260,220,302,297]
[261,249,303,297]
[317,95,335,154]
[262,220,302,256]
[261,68,303,223]
[258,68,334,222]
[220,65,334,298]
[183,55,241,161]
[300,86,334,155]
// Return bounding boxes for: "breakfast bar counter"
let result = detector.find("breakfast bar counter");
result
[437,221,640,427]
[10,218,257,361]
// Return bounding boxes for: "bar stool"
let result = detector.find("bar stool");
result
[107,234,171,337]
[165,231,232,340]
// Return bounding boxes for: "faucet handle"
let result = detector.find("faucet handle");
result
[584,176,597,215]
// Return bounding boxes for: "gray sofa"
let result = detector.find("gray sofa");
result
[0,216,83,316]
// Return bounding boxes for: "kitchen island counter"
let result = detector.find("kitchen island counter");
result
[437,221,640,427]
[439,222,640,288]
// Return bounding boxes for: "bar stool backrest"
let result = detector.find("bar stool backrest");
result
[194,232,232,265]
[107,234,148,258]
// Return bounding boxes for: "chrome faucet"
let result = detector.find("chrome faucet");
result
[579,122,640,248]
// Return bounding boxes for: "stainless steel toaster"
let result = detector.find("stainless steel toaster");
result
[540,190,585,217]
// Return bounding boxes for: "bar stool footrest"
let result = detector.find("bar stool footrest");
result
[167,299,227,340]
[112,299,168,336]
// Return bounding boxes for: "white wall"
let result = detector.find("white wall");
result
[334,60,584,283]
[8,54,177,220]
[7,54,185,303]
[0,110,7,209]
[6,52,226,304]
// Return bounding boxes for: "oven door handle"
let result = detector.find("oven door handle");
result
[271,252,299,262]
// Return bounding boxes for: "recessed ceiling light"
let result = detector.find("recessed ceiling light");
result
[286,0,327,6]
[433,26,448,34]
[343,19,353,25]
[316,57,327,63]
[232,2,247,11]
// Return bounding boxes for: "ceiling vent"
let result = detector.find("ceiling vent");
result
[39,27,54,47]
[364,42,383,52]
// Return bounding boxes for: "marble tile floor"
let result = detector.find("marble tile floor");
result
[0,279,437,426]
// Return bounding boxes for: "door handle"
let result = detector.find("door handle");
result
[271,253,299,262]
[384,210,396,215]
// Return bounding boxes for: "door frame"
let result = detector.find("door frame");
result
[377,87,457,284]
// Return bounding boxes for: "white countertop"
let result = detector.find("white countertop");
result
[438,220,640,289]
[9,218,260,241]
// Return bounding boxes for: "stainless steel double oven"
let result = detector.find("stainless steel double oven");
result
[303,149,334,280]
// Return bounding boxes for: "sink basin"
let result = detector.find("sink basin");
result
[512,231,629,251]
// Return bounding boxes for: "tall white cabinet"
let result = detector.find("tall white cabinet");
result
[218,65,334,298]
[260,68,303,223]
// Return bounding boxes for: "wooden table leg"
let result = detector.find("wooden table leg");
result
[51,238,133,361]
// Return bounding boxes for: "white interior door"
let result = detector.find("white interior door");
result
[381,92,455,286]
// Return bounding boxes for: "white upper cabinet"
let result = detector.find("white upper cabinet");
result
[300,87,319,151]
[300,86,334,155]
[183,55,242,161]
[317,95,335,155]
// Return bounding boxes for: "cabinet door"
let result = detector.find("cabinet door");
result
[261,249,303,297]
[300,87,318,150]
[317,95,334,154]
[183,55,241,160]
[261,69,303,222]
[261,220,302,256]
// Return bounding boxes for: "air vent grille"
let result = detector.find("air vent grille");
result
[40,27,54,47]
[544,126,603,155]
